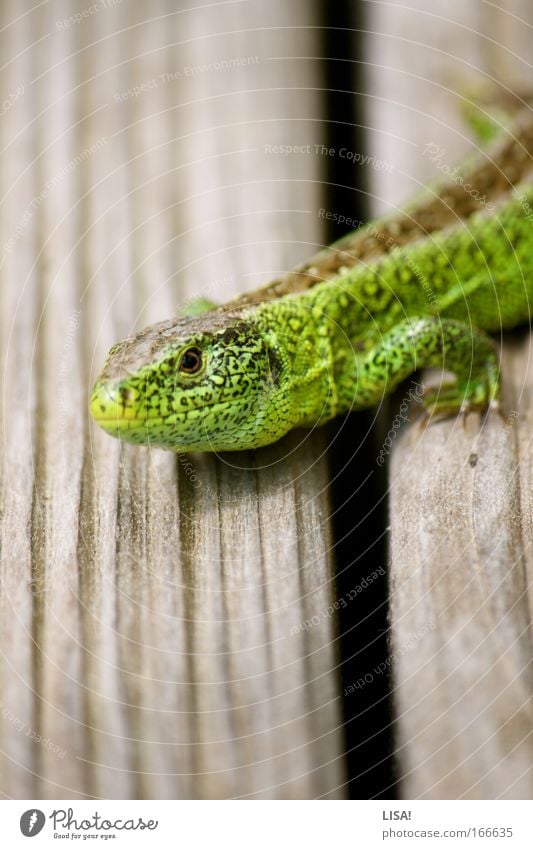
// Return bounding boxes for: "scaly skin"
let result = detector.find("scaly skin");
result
[90,111,533,452]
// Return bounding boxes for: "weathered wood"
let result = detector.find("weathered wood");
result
[0,0,345,799]
[368,0,533,799]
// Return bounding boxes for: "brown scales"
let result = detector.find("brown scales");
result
[99,308,252,381]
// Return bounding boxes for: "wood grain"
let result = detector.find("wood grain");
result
[0,0,345,799]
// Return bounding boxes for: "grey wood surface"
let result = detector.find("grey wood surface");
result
[0,0,346,799]
[367,0,533,799]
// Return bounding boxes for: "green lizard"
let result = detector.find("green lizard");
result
[90,110,533,452]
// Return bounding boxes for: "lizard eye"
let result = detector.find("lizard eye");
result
[178,347,203,374]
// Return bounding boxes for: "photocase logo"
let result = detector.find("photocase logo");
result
[20,809,46,837]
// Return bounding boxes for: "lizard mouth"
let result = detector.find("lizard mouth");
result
[89,375,273,451]
[89,381,248,444]
[89,393,237,452]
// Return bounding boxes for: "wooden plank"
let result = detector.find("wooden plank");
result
[367,0,533,798]
[0,0,345,799]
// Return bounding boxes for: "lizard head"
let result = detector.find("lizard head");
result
[89,308,293,452]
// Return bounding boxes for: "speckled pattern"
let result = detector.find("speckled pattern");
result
[90,123,533,451]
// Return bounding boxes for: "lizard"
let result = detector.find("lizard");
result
[89,108,533,453]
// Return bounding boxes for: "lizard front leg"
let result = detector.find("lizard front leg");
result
[345,316,501,416]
